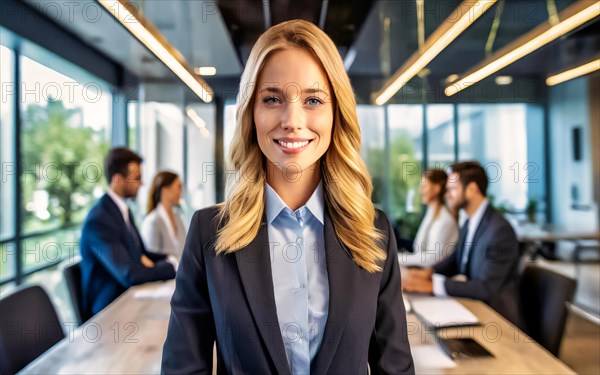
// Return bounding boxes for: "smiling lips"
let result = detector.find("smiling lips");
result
[274,138,313,154]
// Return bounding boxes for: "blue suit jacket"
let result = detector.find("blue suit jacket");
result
[161,204,414,374]
[80,194,176,316]
[433,205,523,327]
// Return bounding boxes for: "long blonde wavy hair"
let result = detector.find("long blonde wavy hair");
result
[214,19,386,272]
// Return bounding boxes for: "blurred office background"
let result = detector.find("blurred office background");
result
[1,0,599,372]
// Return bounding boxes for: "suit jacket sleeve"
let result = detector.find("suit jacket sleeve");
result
[143,248,168,263]
[442,222,518,300]
[84,219,175,287]
[162,211,216,374]
[368,211,415,375]
[432,245,459,276]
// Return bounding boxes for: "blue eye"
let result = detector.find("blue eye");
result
[307,98,323,106]
[263,97,280,104]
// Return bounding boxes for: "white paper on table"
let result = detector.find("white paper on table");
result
[411,298,478,327]
[402,294,412,313]
[411,344,456,368]
[133,282,176,299]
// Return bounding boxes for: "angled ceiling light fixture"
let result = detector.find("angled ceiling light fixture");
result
[98,0,214,103]
[445,0,600,96]
[372,0,497,105]
[546,58,600,86]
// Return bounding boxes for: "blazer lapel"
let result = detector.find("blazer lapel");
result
[101,194,127,228]
[455,221,469,270]
[235,216,290,375]
[101,195,142,256]
[311,208,359,374]
[471,205,493,248]
[465,205,493,276]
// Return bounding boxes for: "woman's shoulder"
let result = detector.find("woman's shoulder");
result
[436,205,458,228]
[189,203,225,231]
[373,208,392,232]
[142,209,161,226]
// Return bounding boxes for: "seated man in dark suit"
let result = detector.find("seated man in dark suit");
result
[403,161,523,326]
[80,148,177,316]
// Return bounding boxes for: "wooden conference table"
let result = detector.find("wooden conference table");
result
[20,280,574,374]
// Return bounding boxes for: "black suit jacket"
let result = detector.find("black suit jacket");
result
[162,204,414,374]
[433,204,523,326]
[80,194,176,316]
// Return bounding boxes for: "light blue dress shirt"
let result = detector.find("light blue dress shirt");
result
[265,180,329,375]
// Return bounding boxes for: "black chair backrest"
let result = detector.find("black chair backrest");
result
[0,285,65,375]
[62,259,89,325]
[520,265,576,356]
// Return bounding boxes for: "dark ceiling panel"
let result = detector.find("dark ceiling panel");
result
[217,0,376,66]
[270,0,322,25]
[325,0,376,50]
[217,0,266,65]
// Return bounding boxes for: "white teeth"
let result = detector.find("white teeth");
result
[278,140,309,149]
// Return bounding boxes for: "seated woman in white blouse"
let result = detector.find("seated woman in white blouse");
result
[399,169,458,268]
[141,171,187,259]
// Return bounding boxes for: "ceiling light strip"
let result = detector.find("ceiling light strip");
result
[546,58,600,86]
[98,0,214,103]
[445,0,600,96]
[372,0,497,105]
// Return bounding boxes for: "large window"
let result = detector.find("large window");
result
[1,31,114,305]
[186,103,217,214]
[20,54,111,235]
[127,100,139,150]
[355,102,547,244]
[1,44,16,283]
[357,105,385,206]
[387,105,424,239]
[458,104,531,212]
[427,104,455,170]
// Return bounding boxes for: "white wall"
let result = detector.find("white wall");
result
[136,83,216,224]
[549,76,598,232]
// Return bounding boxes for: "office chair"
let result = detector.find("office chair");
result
[61,257,90,325]
[0,285,65,375]
[519,265,576,356]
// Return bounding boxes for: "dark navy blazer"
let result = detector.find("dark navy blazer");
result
[80,194,176,316]
[433,205,523,327]
[161,204,414,374]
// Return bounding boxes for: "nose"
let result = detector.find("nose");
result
[281,101,306,130]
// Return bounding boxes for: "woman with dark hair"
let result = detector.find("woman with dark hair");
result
[399,169,458,268]
[141,171,186,259]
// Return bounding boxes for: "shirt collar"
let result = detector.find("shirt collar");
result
[265,180,324,225]
[468,198,489,231]
[106,188,129,223]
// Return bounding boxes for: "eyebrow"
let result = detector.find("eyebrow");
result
[259,86,329,96]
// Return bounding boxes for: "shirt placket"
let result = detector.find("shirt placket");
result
[291,208,310,374]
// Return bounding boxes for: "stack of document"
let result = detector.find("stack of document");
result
[411,298,479,328]
[402,294,412,313]
[133,282,176,299]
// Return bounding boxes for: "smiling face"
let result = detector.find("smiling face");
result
[253,47,334,180]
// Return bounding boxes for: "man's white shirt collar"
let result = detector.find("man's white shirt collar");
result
[106,188,130,224]
[467,198,489,237]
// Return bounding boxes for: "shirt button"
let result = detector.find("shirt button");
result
[296,237,303,245]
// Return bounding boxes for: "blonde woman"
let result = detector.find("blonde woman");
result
[141,171,186,259]
[162,19,414,374]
